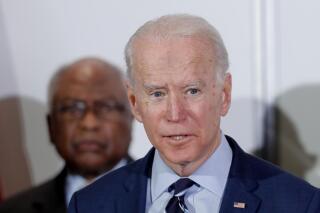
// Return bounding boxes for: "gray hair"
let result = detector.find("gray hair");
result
[125,14,229,84]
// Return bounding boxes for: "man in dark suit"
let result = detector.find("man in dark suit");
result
[0,58,133,213]
[68,15,320,213]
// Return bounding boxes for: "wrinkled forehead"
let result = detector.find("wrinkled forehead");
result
[130,36,216,81]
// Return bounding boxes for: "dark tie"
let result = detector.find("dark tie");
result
[165,178,197,213]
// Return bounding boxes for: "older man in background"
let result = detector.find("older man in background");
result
[0,57,133,213]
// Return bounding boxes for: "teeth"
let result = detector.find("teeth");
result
[171,135,185,140]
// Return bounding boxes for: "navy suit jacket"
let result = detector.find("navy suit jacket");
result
[0,156,133,213]
[68,136,320,212]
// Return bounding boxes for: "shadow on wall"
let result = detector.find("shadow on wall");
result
[0,96,32,199]
[257,84,319,186]
[0,4,36,199]
[0,4,61,200]
[0,95,60,201]
[221,97,265,153]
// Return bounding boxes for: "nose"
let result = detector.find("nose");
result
[79,111,100,131]
[166,94,186,122]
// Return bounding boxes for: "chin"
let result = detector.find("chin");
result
[75,157,105,169]
[80,161,111,174]
[165,152,192,166]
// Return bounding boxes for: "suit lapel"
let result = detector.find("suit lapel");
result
[219,177,261,212]
[220,136,262,213]
[116,149,155,213]
[115,173,148,213]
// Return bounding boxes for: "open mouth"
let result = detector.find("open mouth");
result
[167,135,189,141]
[163,134,195,143]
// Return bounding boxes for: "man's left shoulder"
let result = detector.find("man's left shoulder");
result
[226,135,320,211]
[224,137,320,213]
[228,135,317,189]
[244,150,317,192]
[246,153,320,211]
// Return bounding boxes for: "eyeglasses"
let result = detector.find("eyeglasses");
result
[53,99,129,121]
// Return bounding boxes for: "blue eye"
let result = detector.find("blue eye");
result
[151,91,164,97]
[187,88,200,95]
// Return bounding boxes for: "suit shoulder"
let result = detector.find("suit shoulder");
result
[0,178,57,212]
[0,169,66,213]
[226,136,318,197]
[227,135,316,186]
[248,154,320,211]
[225,138,320,211]
[242,152,318,194]
[85,158,143,191]
[74,158,147,201]
[69,157,152,212]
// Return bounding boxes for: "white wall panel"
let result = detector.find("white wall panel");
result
[0,0,266,189]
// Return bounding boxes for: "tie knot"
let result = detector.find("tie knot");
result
[168,178,197,195]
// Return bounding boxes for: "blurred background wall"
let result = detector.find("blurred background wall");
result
[0,0,319,199]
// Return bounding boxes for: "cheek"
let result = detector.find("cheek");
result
[140,104,165,144]
[53,122,76,153]
[59,124,76,143]
[140,99,163,124]
[102,122,131,149]
[190,99,221,133]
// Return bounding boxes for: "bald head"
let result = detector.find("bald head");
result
[48,58,125,110]
[125,14,229,84]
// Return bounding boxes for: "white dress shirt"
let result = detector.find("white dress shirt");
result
[65,158,127,205]
[145,133,232,213]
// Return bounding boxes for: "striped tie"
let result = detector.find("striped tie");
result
[165,178,197,213]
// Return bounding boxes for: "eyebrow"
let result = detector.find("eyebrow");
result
[183,80,206,88]
[143,83,166,91]
[143,80,206,91]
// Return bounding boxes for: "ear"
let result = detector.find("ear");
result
[220,73,232,116]
[125,80,143,122]
[46,113,56,145]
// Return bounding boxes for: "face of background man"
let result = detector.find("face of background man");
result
[48,61,132,180]
[127,37,232,176]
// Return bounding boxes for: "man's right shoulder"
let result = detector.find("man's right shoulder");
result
[69,154,152,213]
[78,157,147,197]
[68,149,155,213]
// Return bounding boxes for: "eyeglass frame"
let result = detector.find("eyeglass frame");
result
[51,99,130,121]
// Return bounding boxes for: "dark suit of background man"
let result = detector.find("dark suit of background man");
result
[0,57,133,213]
[68,14,320,213]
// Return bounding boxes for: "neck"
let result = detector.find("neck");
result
[68,168,101,182]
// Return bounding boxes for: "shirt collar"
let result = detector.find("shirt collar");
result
[65,173,87,206]
[151,132,232,202]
